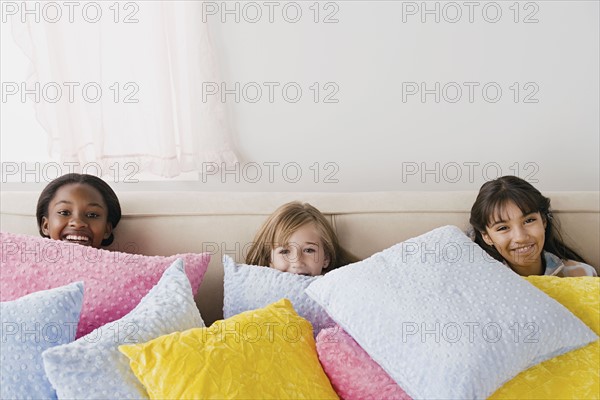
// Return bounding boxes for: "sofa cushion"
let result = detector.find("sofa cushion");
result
[42,259,205,399]
[316,325,411,400]
[490,276,600,399]
[316,276,600,400]
[1,282,84,400]
[0,232,210,337]
[223,255,334,334]
[305,225,598,399]
[119,299,338,399]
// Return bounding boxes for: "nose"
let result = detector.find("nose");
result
[512,225,529,242]
[68,214,87,228]
[288,247,305,269]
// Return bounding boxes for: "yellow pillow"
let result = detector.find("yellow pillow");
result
[490,277,599,400]
[119,298,338,399]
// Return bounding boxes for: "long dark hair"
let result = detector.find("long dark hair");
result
[469,176,586,264]
[36,173,121,246]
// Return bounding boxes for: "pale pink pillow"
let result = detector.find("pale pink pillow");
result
[0,232,210,338]
[316,325,411,400]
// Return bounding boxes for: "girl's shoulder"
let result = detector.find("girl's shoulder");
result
[544,251,598,277]
[562,259,598,277]
[544,252,598,277]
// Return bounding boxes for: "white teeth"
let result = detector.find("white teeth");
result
[513,245,533,253]
[65,235,90,242]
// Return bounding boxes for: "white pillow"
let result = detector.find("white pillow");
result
[305,225,598,400]
[42,259,204,399]
[223,255,334,334]
[1,282,83,400]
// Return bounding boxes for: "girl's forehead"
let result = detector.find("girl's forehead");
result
[276,222,322,244]
[490,200,537,223]
[52,183,106,205]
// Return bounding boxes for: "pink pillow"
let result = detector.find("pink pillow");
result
[0,232,209,338]
[316,325,411,400]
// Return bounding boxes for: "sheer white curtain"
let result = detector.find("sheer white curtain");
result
[11,1,238,177]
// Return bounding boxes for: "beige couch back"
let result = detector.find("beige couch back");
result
[2,191,598,325]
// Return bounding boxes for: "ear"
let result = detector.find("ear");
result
[322,253,330,269]
[41,216,50,237]
[103,222,113,239]
[481,231,494,247]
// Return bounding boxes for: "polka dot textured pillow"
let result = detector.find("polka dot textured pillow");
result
[305,226,598,399]
[0,282,84,399]
[0,232,210,338]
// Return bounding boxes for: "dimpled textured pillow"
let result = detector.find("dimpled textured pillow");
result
[316,325,411,400]
[119,298,339,400]
[0,232,209,337]
[223,255,335,334]
[1,282,83,400]
[490,276,600,399]
[305,225,598,400]
[41,259,204,400]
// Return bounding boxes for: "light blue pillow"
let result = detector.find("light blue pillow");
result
[42,259,204,399]
[223,255,334,334]
[1,281,84,400]
[305,225,599,400]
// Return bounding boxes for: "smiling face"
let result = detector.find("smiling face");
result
[41,183,112,248]
[481,200,547,276]
[269,223,330,276]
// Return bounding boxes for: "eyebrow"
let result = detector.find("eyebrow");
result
[278,241,320,247]
[53,200,105,208]
[488,211,536,227]
[488,219,506,228]
[293,241,320,246]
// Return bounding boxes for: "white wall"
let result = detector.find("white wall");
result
[2,1,598,191]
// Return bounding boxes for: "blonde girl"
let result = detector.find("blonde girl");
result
[246,201,359,275]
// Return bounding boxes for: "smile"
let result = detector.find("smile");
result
[511,244,535,254]
[63,234,91,244]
